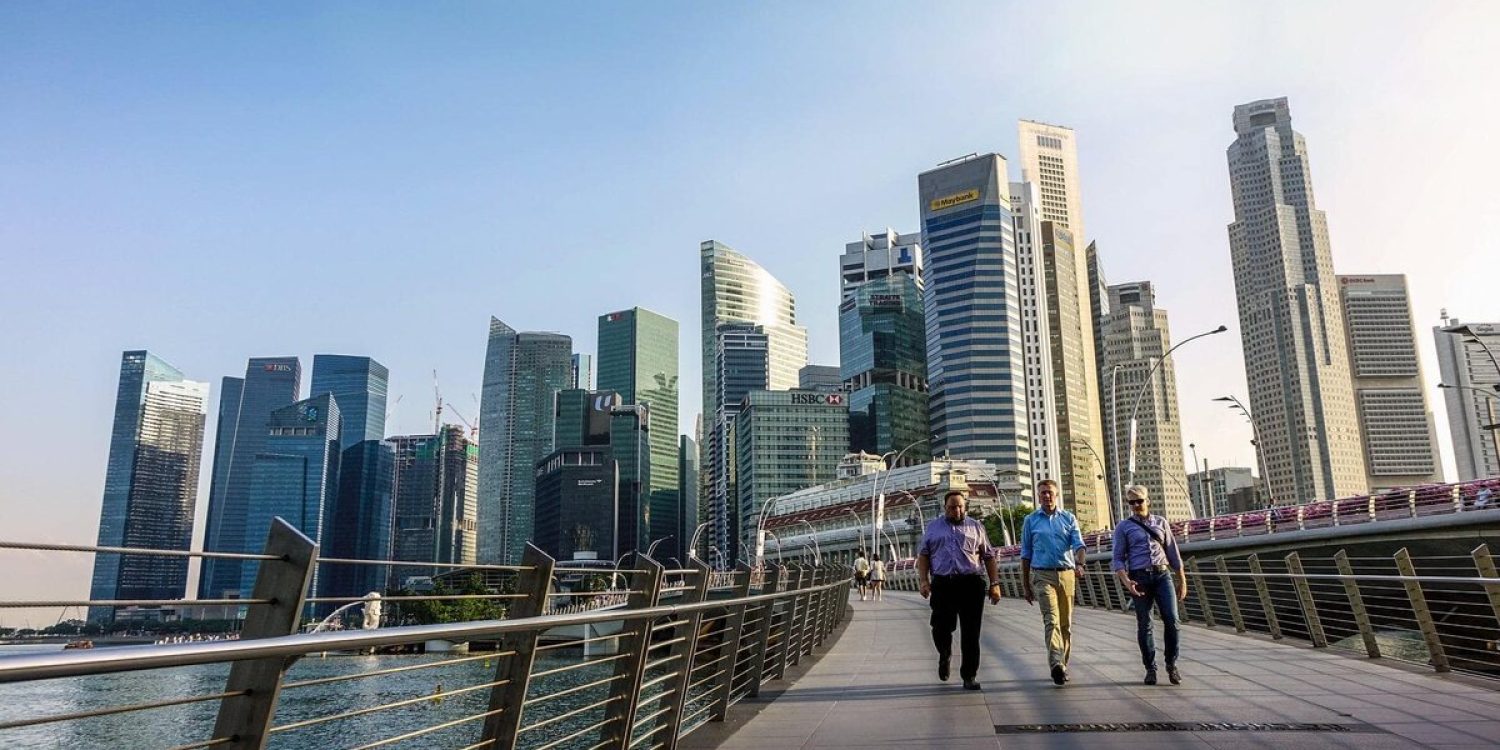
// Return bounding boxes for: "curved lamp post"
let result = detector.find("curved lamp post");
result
[1125,325,1228,491]
[1442,325,1500,388]
[870,438,931,564]
[844,508,867,555]
[1069,438,1106,518]
[645,535,674,560]
[1214,394,1270,504]
[1440,383,1500,463]
[686,521,710,561]
[796,519,822,564]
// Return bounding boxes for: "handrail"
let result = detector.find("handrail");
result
[0,577,848,683]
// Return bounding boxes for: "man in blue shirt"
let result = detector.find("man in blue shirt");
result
[1019,479,1087,686]
[1111,484,1187,685]
[917,489,1001,691]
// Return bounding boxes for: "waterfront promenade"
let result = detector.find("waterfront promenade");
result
[684,592,1500,749]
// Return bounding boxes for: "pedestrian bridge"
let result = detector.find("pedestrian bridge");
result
[3,519,1500,748]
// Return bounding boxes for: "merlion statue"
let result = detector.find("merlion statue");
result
[361,592,383,630]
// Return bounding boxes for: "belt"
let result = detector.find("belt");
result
[1130,565,1170,574]
[932,573,983,579]
[1032,565,1075,571]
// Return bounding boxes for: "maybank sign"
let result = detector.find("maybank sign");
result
[929,189,980,211]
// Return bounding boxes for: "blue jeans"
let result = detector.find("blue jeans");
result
[1129,569,1179,670]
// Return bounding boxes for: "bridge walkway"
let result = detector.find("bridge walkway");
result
[683,592,1500,749]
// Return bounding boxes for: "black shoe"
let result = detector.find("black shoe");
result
[1167,665,1181,685]
[938,657,950,682]
[963,678,982,691]
[1144,669,1157,685]
[1051,664,1066,686]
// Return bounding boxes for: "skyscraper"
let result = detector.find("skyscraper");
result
[1337,276,1443,490]
[89,352,208,623]
[839,271,929,463]
[309,355,388,445]
[572,353,593,391]
[710,323,770,562]
[478,319,572,564]
[1010,183,1061,484]
[240,395,342,596]
[840,229,923,302]
[1226,98,1367,504]
[1102,281,1192,522]
[200,356,301,599]
[798,365,843,393]
[918,154,1030,487]
[391,426,479,583]
[735,390,849,557]
[678,435,699,559]
[1085,243,1114,496]
[598,307,681,562]
[1434,317,1500,481]
[700,241,807,559]
[533,447,618,562]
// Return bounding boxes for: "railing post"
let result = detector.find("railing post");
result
[1453,485,1464,513]
[747,564,780,698]
[1215,556,1245,633]
[211,518,318,750]
[482,543,556,750]
[1408,489,1418,519]
[601,553,666,749]
[813,567,832,647]
[1471,544,1500,632]
[1297,506,1305,530]
[1188,558,1213,627]
[1096,561,1116,610]
[791,566,815,663]
[1247,554,1282,640]
[1366,495,1376,521]
[1285,552,1326,647]
[709,563,754,719]
[1334,550,1380,658]
[658,558,712,749]
[1332,501,1340,526]
[774,566,804,678]
[1395,548,1449,672]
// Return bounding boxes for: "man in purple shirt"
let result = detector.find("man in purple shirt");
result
[1111,485,1188,685]
[918,489,1001,691]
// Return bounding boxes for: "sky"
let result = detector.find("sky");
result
[3,2,1498,627]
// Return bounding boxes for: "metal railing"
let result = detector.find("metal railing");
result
[0,519,851,749]
[883,544,1500,680]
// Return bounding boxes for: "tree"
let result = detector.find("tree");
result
[981,502,1034,547]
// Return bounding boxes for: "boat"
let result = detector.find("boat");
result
[63,640,95,650]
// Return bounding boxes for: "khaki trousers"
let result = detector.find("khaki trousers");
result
[1031,569,1076,668]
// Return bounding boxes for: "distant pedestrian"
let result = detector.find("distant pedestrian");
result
[869,555,887,600]
[918,489,1002,691]
[854,551,871,600]
[1477,487,1494,510]
[1111,485,1187,686]
[1019,479,1087,686]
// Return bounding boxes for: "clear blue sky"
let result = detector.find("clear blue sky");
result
[3,2,1497,625]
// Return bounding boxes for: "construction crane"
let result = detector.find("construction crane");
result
[444,401,478,442]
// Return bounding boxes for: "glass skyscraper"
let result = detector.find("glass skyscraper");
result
[839,272,929,464]
[918,155,1031,487]
[88,351,208,623]
[309,355,388,445]
[200,356,301,599]
[478,318,572,564]
[240,394,342,596]
[598,307,680,562]
[734,390,849,559]
[391,426,479,583]
[310,354,394,600]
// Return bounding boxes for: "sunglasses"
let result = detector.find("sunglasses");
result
[1128,498,1146,505]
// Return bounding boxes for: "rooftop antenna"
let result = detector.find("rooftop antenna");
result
[432,369,442,434]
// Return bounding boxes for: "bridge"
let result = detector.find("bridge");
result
[2,515,1500,748]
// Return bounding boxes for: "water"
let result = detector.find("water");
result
[0,644,666,749]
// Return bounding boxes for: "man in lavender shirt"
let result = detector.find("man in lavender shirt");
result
[1111,484,1188,685]
[918,490,1001,691]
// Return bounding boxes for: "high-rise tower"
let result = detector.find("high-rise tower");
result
[1434,317,1500,481]
[1226,98,1367,504]
[1010,183,1061,486]
[88,352,208,622]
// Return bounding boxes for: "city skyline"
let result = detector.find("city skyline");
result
[4,3,1497,625]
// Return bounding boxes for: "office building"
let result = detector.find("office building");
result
[309,355,388,445]
[478,319,572,564]
[709,323,770,562]
[610,401,652,557]
[1337,275,1443,490]
[918,154,1030,484]
[391,426,479,583]
[200,356,301,599]
[572,353,593,391]
[240,395,342,596]
[734,389,849,558]
[598,307,681,562]
[840,229,923,302]
[1010,182,1061,484]
[1226,97,1367,504]
[798,365,843,393]
[1085,243,1114,497]
[1434,317,1500,480]
[839,271,929,463]
[679,435,699,559]
[88,352,208,623]
[700,241,808,560]
[1102,281,1191,522]
[533,448,618,562]
[1188,466,1257,519]
[323,439,394,600]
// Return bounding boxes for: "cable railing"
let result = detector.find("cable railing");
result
[0,518,851,749]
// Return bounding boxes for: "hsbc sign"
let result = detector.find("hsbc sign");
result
[791,392,844,406]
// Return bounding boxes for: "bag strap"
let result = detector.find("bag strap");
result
[1128,515,1167,550]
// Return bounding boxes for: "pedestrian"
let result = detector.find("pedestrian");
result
[853,550,870,600]
[1111,485,1187,685]
[1019,479,1087,686]
[869,555,886,601]
[917,489,1002,691]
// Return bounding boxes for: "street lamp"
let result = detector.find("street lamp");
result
[888,490,927,558]
[645,535,674,560]
[844,508,866,555]
[1108,363,1126,523]
[1069,438,1107,516]
[870,438,931,566]
[1213,395,1270,504]
[1125,325,1228,489]
[761,532,783,564]
[686,522,710,561]
[1441,325,1500,390]
[1440,383,1500,466]
[1188,442,1211,519]
[796,520,822,564]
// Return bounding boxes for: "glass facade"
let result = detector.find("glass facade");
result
[598,308,681,562]
[324,439,395,600]
[240,394,342,597]
[89,352,208,622]
[199,356,300,599]
[839,273,929,463]
[679,435,699,560]
[309,355,389,445]
[391,426,479,584]
[734,390,850,559]
[534,447,618,561]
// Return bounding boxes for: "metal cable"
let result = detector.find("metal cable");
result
[0,540,279,561]
[282,651,512,690]
[0,690,247,731]
[1,598,268,608]
[523,673,626,707]
[271,678,510,733]
[528,715,620,750]
[519,695,622,735]
[315,556,532,572]
[345,707,505,750]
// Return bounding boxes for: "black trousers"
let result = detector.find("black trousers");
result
[929,574,986,680]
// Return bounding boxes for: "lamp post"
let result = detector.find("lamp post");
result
[1108,363,1126,523]
[1126,325,1228,489]
[1440,383,1500,468]
[870,438,931,568]
[645,535,674,560]
[686,521,710,561]
[761,531,783,564]
[1069,438,1106,517]
[1214,395,1269,504]
[1188,442,1211,519]
[888,490,927,558]
[844,508,866,557]
[796,519,822,564]
[1442,325,1500,388]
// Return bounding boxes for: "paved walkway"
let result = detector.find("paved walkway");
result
[685,591,1500,749]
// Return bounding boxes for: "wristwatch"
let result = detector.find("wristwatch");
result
[988,581,1000,589]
